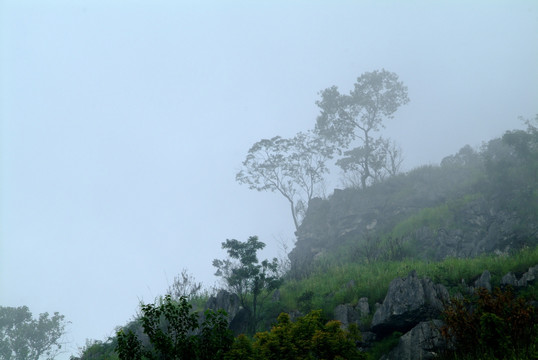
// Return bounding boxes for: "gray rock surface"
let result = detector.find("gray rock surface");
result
[501,271,518,287]
[334,298,371,330]
[518,265,538,287]
[357,297,370,317]
[334,304,359,328]
[204,290,241,323]
[371,271,449,336]
[473,270,492,292]
[289,168,537,273]
[380,320,447,360]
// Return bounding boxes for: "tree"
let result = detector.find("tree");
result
[213,236,282,334]
[236,130,332,230]
[166,268,203,302]
[316,69,409,188]
[115,295,234,360]
[0,305,67,360]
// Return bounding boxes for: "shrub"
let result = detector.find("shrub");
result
[441,287,537,359]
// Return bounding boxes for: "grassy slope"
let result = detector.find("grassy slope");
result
[277,245,538,319]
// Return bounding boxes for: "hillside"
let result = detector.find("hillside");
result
[74,124,538,359]
[290,125,537,277]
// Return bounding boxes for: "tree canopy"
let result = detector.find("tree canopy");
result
[116,295,234,360]
[236,130,332,230]
[0,305,67,360]
[213,236,282,334]
[315,69,409,188]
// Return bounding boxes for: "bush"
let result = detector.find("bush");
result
[441,287,537,359]
[252,310,366,360]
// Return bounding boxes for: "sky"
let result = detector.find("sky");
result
[1,0,537,358]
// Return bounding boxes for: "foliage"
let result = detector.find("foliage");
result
[482,116,538,224]
[367,331,402,360]
[0,305,67,360]
[236,130,332,230]
[138,294,199,359]
[213,236,282,334]
[441,287,537,359]
[316,69,409,188]
[198,309,235,360]
[73,339,118,360]
[166,268,203,302]
[224,334,255,360]
[115,295,233,360]
[278,246,538,318]
[116,330,142,360]
[251,311,366,360]
[261,311,364,360]
[83,121,538,360]
[295,122,538,273]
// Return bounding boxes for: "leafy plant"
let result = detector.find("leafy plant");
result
[0,305,68,360]
[253,310,366,360]
[213,236,282,334]
[115,295,233,360]
[441,287,537,359]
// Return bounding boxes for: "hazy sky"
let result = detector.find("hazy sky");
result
[1,0,537,358]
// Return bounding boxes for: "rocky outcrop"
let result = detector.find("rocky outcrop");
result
[334,297,370,330]
[380,320,447,360]
[371,271,449,336]
[204,290,241,323]
[370,265,537,358]
[501,264,538,287]
[289,159,538,273]
[204,290,252,335]
[517,265,538,286]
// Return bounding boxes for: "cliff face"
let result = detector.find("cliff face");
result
[290,133,538,274]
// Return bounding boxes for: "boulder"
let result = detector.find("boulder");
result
[357,297,370,317]
[371,271,449,336]
[518,265,538,287]
[499,265,538,288]
[204,290,241,323]
[357,331,377,350]
[229,308,251,335]
[334,298,370,330]
[334,304,359,328]
[473,270,492,292]
[501,272,518,287]
[380,320,447,360]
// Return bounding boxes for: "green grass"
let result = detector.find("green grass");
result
[278,245,538,317]
[389,193,483,240]
[367,331,402,360]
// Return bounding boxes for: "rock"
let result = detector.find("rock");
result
[204,290,250,335]
[518,265,538,287]
[357,331,377,350]
[334,304,359,328]
[229,308,251,335]
[371,270,449,336]
[205,290,241,322]
[500,265,538,288]
[357,297,370,317]
[473,270,492,292]
[334,298,371,330]
[501,272,518,287]
[380,320,447,360]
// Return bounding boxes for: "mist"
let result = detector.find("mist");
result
[1,1,537,358]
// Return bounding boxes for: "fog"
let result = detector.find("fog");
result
[1,1,537,358]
